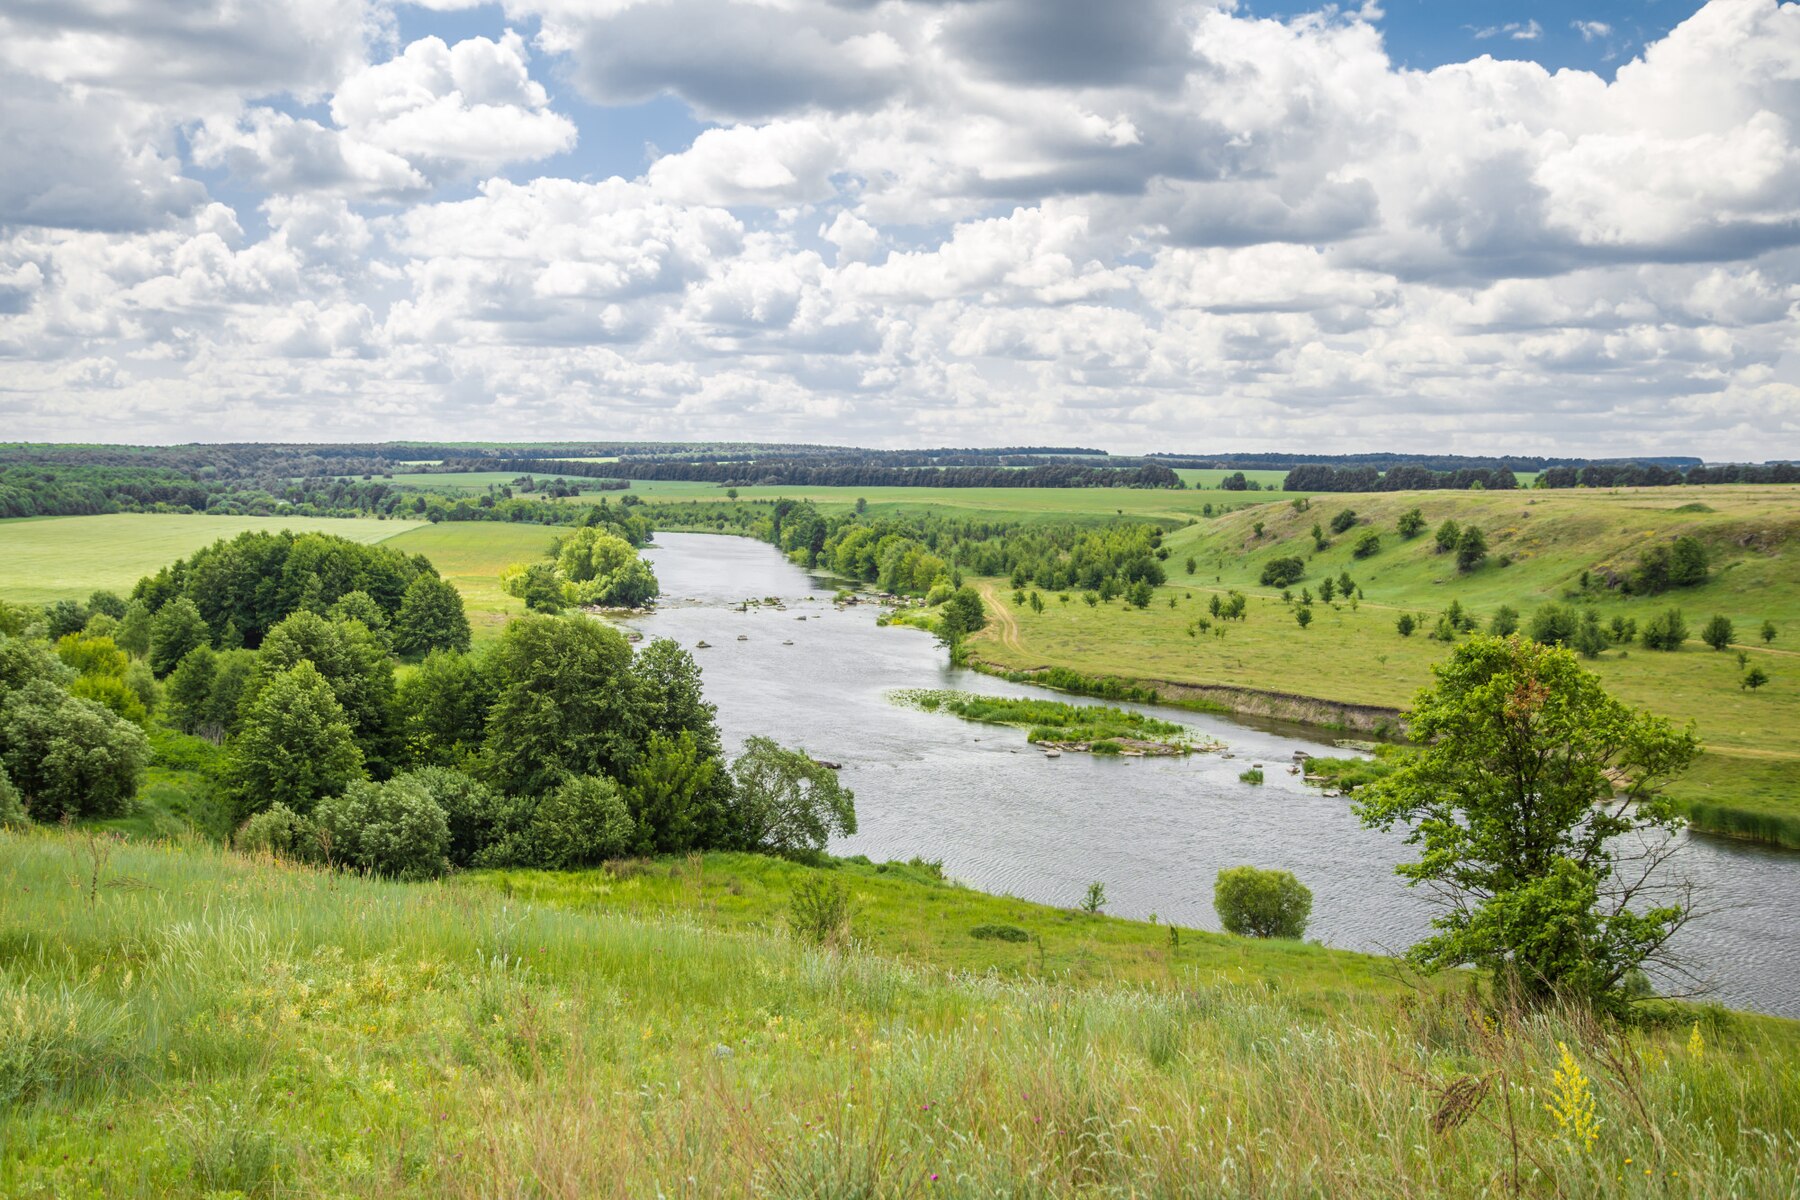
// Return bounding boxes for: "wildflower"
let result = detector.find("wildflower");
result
[1543,1042,1599,1154]
[1686,1023,1705,1061]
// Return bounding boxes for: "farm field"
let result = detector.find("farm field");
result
[963,484,1800,845]
[3,827,1796,1198]
[0,513,420,604]
[381,521,569,640]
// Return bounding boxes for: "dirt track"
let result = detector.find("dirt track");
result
[973,580,1024,654]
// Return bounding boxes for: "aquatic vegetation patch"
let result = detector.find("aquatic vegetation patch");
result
[890,689,1220,755]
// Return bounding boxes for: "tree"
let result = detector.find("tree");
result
[313,777,452,881]
[1571,611,1609,659]
[116,600,152,658]
[1259,557,1305,588]
[86,590,127,621]
[163,646,218,735]
[1124,581,1150,609]
[1214,866,1312,939]
[1760,620,1777,645]
[248,611,399,775]
[0,679,147,821]
[480,614,638,797]
[1396,613,1417,637]
[1355,636,1700,1013]
[1701,614,1735,652]
[220,662,365,821]
[1434,519,1461,553]
[396,649,494,770]
[1353,529,1381,559]
[1184,556,1196,575]
[1295,606,1314,629]
[1397,508,1426,539]
[937,586,987,647]
[1329,508,1358,534]
[1741,665,1769,691]
[392,573,471,657]
[0,764,26,828]
[396,766,503,869]
[1488,605,1519,637]
[148,596,211,676]
[1455,525,1488,572]
[625,730,724,854]
[1669,536,1709,588]
[1319,577,1336,603]
[1640,608,1688,651]
[508,774,634,869]
[1528,604,1577,647]
[328,590,392,651]
[631,637,723,759]
[728,737,857,856]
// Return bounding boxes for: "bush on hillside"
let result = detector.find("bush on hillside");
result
[1259,557,1305,588]
[1214,866,1312,939]
[313,777,452,881]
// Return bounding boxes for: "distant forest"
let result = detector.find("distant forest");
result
[0,442,1794,517]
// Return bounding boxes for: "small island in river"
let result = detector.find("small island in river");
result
[892,689,1223,756]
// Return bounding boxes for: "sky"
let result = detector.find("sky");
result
[1,0,1797,459]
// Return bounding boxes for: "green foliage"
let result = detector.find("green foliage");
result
[220,662,365,822]
[148,596,210,677]
[0,763,26,828]
[1396,508,1427,538]
[1488,605,1519,637]
[729,736,857,856]
[503,774,634,870]
[115,600,151,657]
[233,802,317,860]
[1213,866,1312,939]
[1634,535,1710,595]
[247,610,399,775]
[1356,636,1699,1013]
[1259,556,1305,588]
[314,776,452,880]
[788,876,854,946]
[327,590,392,650]
[1328,508,1358,535]
[396,766,503,869]
[54,631,128,679]
[1239,767,1264,784]
[937,586,987,646]
[1760,619,1776,645]
[1571,610,1610,659]
[1434,519,1460,552]
[1352,529,1381,559]
[969,923,1030,942]
[395,649,494,770]
[68,673,148,727]
[0,679,147,821]
[1395,612,1416,637]
[1528,603,1578,647]
[1294,607,1313,630]
[898,689,1192,752]
[1079,881,1107,914]
[500,526,661,610]
[1741,665,1770,691]
[1454,525,1488,572]
[1702,614,1735,651]
[624,731,724,855]
[498,561,564,612]
[392,571,472,656]
[1641,608,1689,651]
[479,614,638,797]
[163,646,217,736]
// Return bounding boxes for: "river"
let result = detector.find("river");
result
[623,532,1800,1017]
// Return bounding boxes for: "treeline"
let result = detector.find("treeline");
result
[1281,465,1522,492]
[1541,462,1800,488]
[654,499,1172,599]
[438,457,1184,490]
[1151,452,1699,472]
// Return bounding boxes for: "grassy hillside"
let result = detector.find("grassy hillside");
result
[0,514,422,604]
[962,485,1800,846]
[3,828,1796,1198]
[381,522,569,641]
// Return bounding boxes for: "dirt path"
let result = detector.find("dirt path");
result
[974,580,1024,655]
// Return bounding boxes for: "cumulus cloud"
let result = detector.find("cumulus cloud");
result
[1,0,1798,455]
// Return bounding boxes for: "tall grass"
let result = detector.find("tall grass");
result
[2,826,1797,1197]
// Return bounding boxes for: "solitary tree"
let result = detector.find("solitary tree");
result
[1295,606,1314,629]
[1701,614,1735,652]
[1397,508,1427,539]
[1434,519,1461,553]
[1356,636,1700,1014]
[1455,525,1488,572]
[1741,665,1770,691]
[1761,620,1777,645]
[1214,866,1312,938]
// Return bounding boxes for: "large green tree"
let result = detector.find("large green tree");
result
[220,662,365,821]
[1356,636,1699,1013]
[395,649,494,770]
[148,596,211,676]
[728,737,857,856]
[0,679,148,821]
[392,573,472,657]
[246,611,399,774]
[480,614,639,796]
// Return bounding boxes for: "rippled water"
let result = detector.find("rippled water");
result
[623,532,1800,1017]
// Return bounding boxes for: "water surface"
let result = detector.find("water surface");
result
[624,533,1800,1017]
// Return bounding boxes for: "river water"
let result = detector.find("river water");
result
[623,533,1800,1017]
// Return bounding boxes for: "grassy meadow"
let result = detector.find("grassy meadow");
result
[961,485,1800,845]
[0,514,421,604]
[4,826,1798,1198]
[382,521,568,641]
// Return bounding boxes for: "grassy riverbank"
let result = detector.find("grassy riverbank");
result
[4,827,1797,1198]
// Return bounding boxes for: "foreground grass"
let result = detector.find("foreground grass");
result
[4,831,1798,1198]
[0,514,421,605]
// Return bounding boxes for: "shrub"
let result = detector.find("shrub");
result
[1329,509,1357,534]
[1259,557,1305,588]
[1571,611,1609,659]
[1239,767,1264,784]
[1352,529,1381,558]
[1079,881,1107,914]
[1702,614,1735,651]
[1294,608,1313,629]
[234,802,318,861]
[1214,866,1312,939]
[789,876,854,946]
[1641,608,1689,651]
[0,765,25,828]
[313,777,452,880]
[512,774,634,870]
[0,680,147,821]
[1434,519,1460,552]
[1397,508,1426,538]
[970,924,1030,942]
[1528,604,1578,647]
[398,766,504,868]
[1488,605,1519,637]
[729,738,856,856]
[1741,665,1770,691]
[1455,526,1488,572]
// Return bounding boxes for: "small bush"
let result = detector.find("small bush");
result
[789,876,854,946]
[1641,608,1689,651]
[234,803,317,861]
[1259,557,1305,588]
[1702,614,1735,651]
[1352,529,1381,558]
[1214,865,1312,939]
[970,924,1031,942]
[313,777,452,880]
[1329,509,1358,534]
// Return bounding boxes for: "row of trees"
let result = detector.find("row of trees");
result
[450,457,1185,490]
[1281,465,1521,492]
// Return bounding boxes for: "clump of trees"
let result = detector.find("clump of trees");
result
[1214,866,1312,939]
[0,633,149,823]
[1630,536,1709,594]
[1357,636,1698,1015]
[1259,557,1306,588]
[501,526,660,611]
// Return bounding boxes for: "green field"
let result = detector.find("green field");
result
[0,514,421,604]
[961,485,1800,845]
[381,522,569,640]
[3,827,1795,1197]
